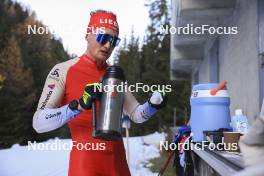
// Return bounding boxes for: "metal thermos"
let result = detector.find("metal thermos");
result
[92,65,125,140]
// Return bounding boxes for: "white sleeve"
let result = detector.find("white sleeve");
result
[32,61,80,133]
[123,91,157,123]
[33,105,80,133]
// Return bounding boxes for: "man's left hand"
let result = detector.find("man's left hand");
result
[148,91,168,109]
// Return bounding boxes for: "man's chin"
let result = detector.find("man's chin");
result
[95,56,108,63]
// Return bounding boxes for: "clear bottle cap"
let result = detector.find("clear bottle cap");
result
[235,109,243,115]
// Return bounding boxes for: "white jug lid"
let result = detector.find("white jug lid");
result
[191,89,229,98]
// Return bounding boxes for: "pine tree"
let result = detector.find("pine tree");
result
[142,0,191,130]
[118,0,191,136]
[119,28,141,85]
[0,74,5,90]
[0,0,71,148]
[0,36,36,147]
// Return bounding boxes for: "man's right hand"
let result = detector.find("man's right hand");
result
[79,83,102,110]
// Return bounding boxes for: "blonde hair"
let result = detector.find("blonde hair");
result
[90,9,117,17]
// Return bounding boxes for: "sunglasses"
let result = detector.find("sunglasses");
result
[96,33,121,47]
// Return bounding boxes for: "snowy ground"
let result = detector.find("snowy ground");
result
[0,132,166,176]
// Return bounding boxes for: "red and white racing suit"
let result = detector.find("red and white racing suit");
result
[33,54,157,176]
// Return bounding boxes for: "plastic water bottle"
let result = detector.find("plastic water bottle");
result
[231,109,249,134]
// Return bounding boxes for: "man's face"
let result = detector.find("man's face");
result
[86,28,118,62]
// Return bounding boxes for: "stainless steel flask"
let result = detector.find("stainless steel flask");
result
[92,65,125,140]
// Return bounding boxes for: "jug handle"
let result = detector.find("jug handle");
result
[92,101,97,137]
[210,80,227,96]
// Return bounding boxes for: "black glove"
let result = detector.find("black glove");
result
[79,83,102,110]
[148,91,168,109]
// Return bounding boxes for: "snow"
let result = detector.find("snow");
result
[126,132,166,176]
[0,132,166,176]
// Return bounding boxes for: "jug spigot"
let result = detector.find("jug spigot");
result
[210,80,228,96]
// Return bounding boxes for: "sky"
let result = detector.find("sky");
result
[15,0,150,57]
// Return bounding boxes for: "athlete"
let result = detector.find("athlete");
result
[33,10,167,176]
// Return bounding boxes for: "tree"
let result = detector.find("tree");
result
[0,0,71,148]
[118,0,191,136]
[0,36,36,147]
[119,28,142,86]
[0,74,5,90]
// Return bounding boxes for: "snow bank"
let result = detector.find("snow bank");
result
[0,139,71,176]
[141,132,167,147]
[0,132,166,176]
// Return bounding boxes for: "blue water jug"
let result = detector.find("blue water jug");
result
[190,82,231,142]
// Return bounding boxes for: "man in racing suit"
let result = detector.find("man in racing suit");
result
[32,10,167,176]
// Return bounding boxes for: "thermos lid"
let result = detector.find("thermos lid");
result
[103,65,125,81]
